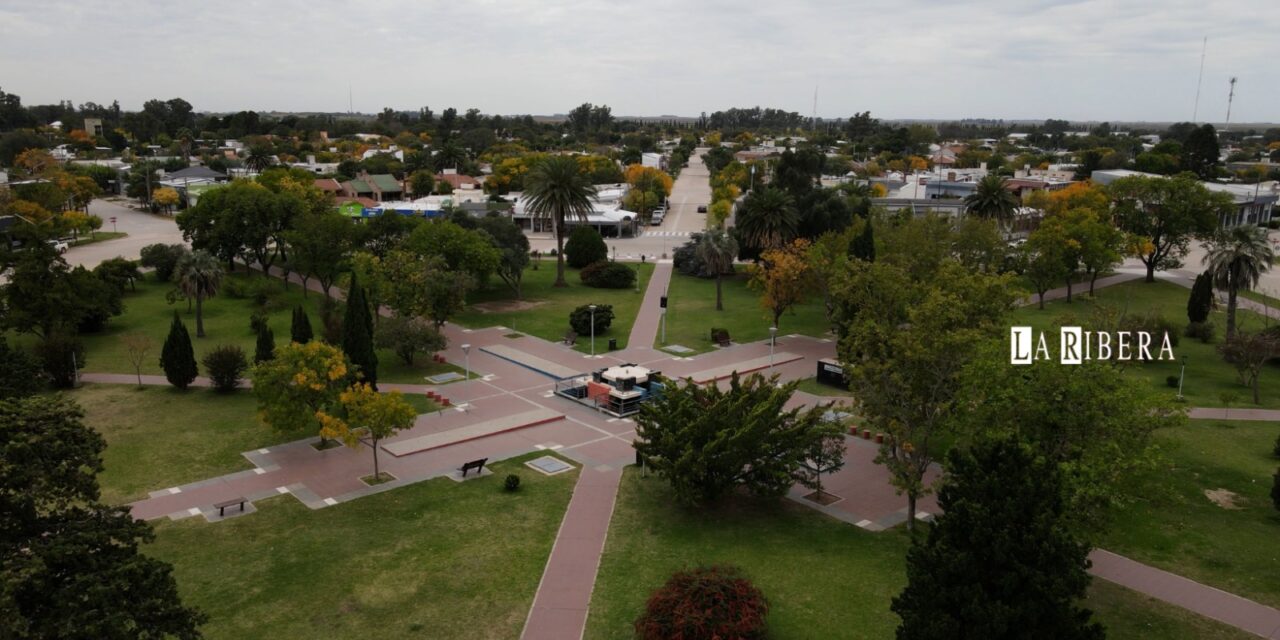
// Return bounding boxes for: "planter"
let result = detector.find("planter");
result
[862,429,871,440]
[875,432,884,444]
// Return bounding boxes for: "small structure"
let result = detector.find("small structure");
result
[815,358,848,389]
[555,363,664,417]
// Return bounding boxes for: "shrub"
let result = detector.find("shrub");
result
[1118,313,1179,360]
[564,226,607,269]
[504,474,521,492]
[249,310,269,336]
[255,326,275,363]
[580,260,636,289]
[319,297,344,344]
[1269,219,1280,230]
[710,327,730,344]
[291,306,314,344]
[159,312,198,389]
[0,337,44,399]
[222,277,249,299]
[36,332,84,389]
[139,243,188,282]
[634,565,768,640]
[1165,375,1180,388]
[376,316,446,366]
[1185,320,1216,344]
[202,345,247,392]
[673,235,713,277]
[569,304,614,336]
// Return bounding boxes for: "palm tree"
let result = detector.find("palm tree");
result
[1204,225,1275,338]
[695,229,739,311]
[244,145,275,173]
[736,187,798,251]
[964,175,1019,230]
[523,155,597,287]
[175,250,225,338]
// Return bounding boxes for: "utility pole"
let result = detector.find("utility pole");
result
[1192,36,1207,123]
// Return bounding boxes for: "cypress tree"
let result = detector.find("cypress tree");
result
[254,325,275,363]
[1187,271,1214,324]
[892,438,1103,640]
[159,311,198,390]
[291,305,314,344]
[342,273,378,389]
[850,218,875,262]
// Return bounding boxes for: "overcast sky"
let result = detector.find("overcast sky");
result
[2,0,1277,123]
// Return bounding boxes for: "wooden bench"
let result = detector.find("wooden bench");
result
[564,330,577,346]
[711,329,732,347]
[458,458,488,478]
[214,497,246,517]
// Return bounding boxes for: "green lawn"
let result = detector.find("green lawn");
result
[658,267,832,353]
[1102,419,1280,609]
[452,262,655,353]
[1009,279,1280,409]
[70,231,128,246]
[148,453,578,640]
[10,271,469,385]
[794,376,855,398]
[1239,288,1280,311]
[586,468,1247,639]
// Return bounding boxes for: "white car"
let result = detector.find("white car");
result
[48,239,69,254]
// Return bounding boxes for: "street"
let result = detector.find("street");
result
[65,198,186,268]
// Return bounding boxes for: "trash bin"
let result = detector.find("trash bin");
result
[608,338,618,351]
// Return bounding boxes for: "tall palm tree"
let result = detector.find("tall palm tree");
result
[175,250,224,338]
[244,145,275,173]
[1204,225,1275,338]
[736,187,798,251]
[964,174,1019,230]
[523,155,597,287]
[695,229,739,311]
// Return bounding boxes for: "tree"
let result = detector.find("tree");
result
[255,325,275,363]
[1021,232,1070,309]
[891,439,1103,640]
[153,186,180,215]
[833,260,1017,534]
[476,215,530,298]
[251,341,350,437]
[795,432,847,501]
[523,155,597,287]
[569,303,615,336]
[634,373,836,505]
[139,243,188,282]
[291,305,314,344]
[1218,331,1280,404]
[94,257,142,293]
[849,216,875,262]
[159,312,198,389]
[121,333,153,387]
[0,395,206,639]
[203,344,248,392]
[1109,173,1233,282]
[563,225,608,269]
[736,187,798,251]
[342,273,378,389]
[174,249,223,338]
[964,174,1019,230]
[1182,123,1220,179]
[376,316,446,366]
[0,337,43,399]
[2,247,122,338]
[1203,224,1275,338]
[285,211,354,298]
[316,383,416,481]
[1187,271,1215,325]
[403,220,501,284]
[748,239,813,330]
[408,169,436,197]
[695,229,739,311]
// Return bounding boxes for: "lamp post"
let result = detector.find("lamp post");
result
[768,326,778,372]
[588,304,597,357]
[461,343,471,409]
[1177,355,1187,400]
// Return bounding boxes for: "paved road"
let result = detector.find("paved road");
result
[66,198,186,268]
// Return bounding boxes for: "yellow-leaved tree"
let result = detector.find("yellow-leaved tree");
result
[316,383,417,483]
[251,341,351,445]
[748,239,815,331]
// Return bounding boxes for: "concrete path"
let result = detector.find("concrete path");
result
[1187,407,1280,421]
[1090,549,1280,639]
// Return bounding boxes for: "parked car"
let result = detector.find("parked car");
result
[697,205,708,213]
[48,239,69,254]
[650,211,665,226]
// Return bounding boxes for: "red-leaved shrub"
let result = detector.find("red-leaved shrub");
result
[634,565,768,640]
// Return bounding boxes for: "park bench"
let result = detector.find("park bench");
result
[458,458,488,478]
[564,330,577,346]
[710,328,732,347]
[213,497,246,517]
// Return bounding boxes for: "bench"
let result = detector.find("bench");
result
[213,497,246,517]
[710,328,732,347]
[458,458,488,478]
[564,330,577,346]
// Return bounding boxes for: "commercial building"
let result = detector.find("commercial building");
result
[1091,169,1277,228]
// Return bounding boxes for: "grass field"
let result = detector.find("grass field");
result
[452,262,654,352]
[1009,279,1280,408]
[585,468,1246,639]
[1102,418,1280,609]
[70,231,128,246]
[148,453,578,640]
[658,267,832,353]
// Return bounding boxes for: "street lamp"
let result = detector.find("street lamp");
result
[588,304,597,357]
[768,326,778,372]
[461,343,471,409]
[1177,355,1187,399]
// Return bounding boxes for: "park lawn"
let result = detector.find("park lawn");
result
[65,383,311,505]
[793,376,855,398]
[1101,418,1280,609]
[585,468,1245,639]
[10,270,469,385]
[658,267,832,354]
[147,453,578,640]
[1239,288,1280,310]
[452,262,654,353]
[70,231,127,246]
[1009,279,1280,409]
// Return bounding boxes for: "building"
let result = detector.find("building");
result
[641,152,665,169]
[434,169,482,192]
[84,118,104,137]
[1091,169,1278,227]
[314,178,343,197]
[341,172,404,202]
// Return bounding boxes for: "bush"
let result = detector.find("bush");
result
[504,474,521,492]
[673,234,713,277]
[376,316,446,366]
[1185,320,1216,344]
[139,243,188,282]
[319,297,344,345]
[249,310,269,336]
[634,565,768,640]
[202,345,247,392]
[36,332,84,389]
[564,226,607,269]
[1165,375,1180,388]
[1118,313,1179,360]
[569,304,614,336]
[710,327,730,344]
[159,312,198,389]
[580,260,636,289]
[1268,219,1280,230]
[0,337,44,399]
[255,326,275,363]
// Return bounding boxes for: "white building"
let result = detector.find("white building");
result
[1092,169,1278,228]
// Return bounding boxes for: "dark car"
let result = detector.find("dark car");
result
[696,205,707,213]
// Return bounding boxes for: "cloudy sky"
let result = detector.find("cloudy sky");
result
[1,0,1276,123]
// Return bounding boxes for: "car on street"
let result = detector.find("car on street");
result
[697,205,707,213]
[48,239,69,254]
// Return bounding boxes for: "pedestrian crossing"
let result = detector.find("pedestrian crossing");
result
[640,230,692,237]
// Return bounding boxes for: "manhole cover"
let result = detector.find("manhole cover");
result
[425,372,465,384]
[663,344,695,354]
[526,455,574,475]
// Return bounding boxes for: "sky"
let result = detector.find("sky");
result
[1,0,1277,123]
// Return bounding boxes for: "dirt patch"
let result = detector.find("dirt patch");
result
[471,299,546,313]
[1203,488,1244,509]
[803,490,844,506]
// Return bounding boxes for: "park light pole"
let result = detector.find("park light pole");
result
[589,304,597,357]
[1177,355,1187,400]
[461,343,471,410]
[769,326,777,372]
